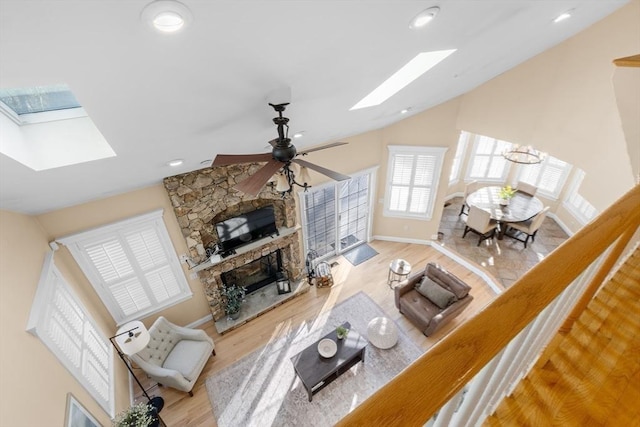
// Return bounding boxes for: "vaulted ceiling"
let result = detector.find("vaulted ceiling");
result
[0,0,629,214]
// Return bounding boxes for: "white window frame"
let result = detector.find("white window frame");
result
[563,168,598,225]
[515,155,572,200]
[27,253,115,416]
[449,131,469,185]
[465,134,512,183]
[384,145,447,220]
[58,209,192,326]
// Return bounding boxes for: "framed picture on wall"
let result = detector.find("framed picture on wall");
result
[65,393,103,427]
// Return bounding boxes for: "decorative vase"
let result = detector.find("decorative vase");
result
[227,310,241,321]
[499,198,510,206]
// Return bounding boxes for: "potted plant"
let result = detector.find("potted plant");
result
[113,402,158,427]
[336,325,349,340]
[498,185,516,205]
[221,284,246,320]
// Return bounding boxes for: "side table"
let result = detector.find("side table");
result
[388,259,411,288]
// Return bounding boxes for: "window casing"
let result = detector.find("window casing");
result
[27,253,114,416]
[58,210,192,325]
[516,155,572,200]
[449,131,469,185]
[384,145,447,220]
[465,135,511,182]
[563,169,598,225]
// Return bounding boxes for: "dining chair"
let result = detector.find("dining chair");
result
[505,206,550,248]
[462,205,498,246]
[516,181,538,196]
[459,180,480,216]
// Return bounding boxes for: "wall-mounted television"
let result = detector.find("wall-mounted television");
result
[215,205,278,253]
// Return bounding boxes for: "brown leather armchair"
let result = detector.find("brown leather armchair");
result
[394,262,473,336]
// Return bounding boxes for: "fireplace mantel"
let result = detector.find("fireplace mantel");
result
[191,226,300,273]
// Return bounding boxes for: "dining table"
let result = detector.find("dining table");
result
[466,186,544,239]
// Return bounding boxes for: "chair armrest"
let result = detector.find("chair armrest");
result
[424,295,474,336]
[130,355,190,391]
[394,271,424,309]
[160,317,215,347]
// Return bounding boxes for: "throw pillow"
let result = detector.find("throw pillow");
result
[415,276,458,309]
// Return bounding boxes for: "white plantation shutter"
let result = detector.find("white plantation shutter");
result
[517,155,571,199]
[385,146,446,219]
[449,132,468,184]
[58,209,192,325]
[564,169,598,224]
[27,254,114,416]
[466,135,511,182]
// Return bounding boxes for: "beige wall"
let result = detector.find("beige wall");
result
[0,210,128,426]
[457,1,639,215]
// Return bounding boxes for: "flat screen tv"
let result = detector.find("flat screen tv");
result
[215,205,278,253]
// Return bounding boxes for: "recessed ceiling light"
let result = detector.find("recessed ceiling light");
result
[350,49,456,110]
[409,6,440,29]
[141,0,193,33]
[400,108,411,114]
[167,159,184,167]
[554,10,572,23]
[293,132,304,139]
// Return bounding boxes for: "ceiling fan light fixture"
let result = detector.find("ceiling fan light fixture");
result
[410,6,440,29]
[298,166,311,186]
[141,0,192,33]
[275,172,290,193]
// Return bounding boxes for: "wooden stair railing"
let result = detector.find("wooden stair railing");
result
[337,184,640,426]
[613,54,640,67]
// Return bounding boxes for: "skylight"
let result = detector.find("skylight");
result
[350,49,456,110]
[0,84,116,171]
[0,84,86,124]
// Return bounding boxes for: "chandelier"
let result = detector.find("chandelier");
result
[503,145,546,165]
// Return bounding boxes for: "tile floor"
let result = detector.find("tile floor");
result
[436,198,569,288]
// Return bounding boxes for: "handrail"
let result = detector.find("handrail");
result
[337,184,640,426]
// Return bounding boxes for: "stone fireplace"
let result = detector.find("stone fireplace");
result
[163,163,304,323]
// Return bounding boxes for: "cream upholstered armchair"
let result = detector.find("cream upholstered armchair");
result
[129,316,215,396]
[462,205,498,246]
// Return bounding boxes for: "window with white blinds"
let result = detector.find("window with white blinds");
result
[58,210,192,325]
[516,155,572,199]
[27,253,114,416]
[465,134,511,182]
[384,145,447,219]
[563,169,598,225]
[449,131,469,184]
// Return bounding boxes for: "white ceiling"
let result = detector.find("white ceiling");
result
[0,0,628,214]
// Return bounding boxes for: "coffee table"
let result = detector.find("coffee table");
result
[290,321,368,401]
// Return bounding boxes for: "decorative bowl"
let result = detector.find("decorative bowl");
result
[317,338,337,358]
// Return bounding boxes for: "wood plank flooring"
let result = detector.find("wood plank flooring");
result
[483,247,640,427]
[133,240,499,426]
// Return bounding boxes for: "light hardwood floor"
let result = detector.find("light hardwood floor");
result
[133,240,500,426]
[483,247,640,427]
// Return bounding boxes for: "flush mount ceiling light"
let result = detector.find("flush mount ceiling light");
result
[409,6,440,29]
[141,0,193,33]
[167,159,184,167]
[400,108,411,114]
[502,145,546,165]
[554,10,573,23]
[293,132,304,139]
[350,49,456,110]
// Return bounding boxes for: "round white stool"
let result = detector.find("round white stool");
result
[367,317,398,349]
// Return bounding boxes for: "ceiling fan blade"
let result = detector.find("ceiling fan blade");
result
[267,138,280,147]
[298,142,348,155]
[212,153,272,166]
[292,159,350,181]
[233,159,285,196]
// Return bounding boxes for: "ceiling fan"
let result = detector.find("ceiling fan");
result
[212,103,350,196]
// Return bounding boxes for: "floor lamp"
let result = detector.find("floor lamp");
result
[110,321,164,413]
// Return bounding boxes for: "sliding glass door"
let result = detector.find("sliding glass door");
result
[300,169,376,260]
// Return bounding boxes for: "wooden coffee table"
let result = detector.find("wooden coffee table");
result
[290,321,368,401]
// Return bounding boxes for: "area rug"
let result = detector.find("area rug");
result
[342,243,379,266]
[205,292,423,427]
